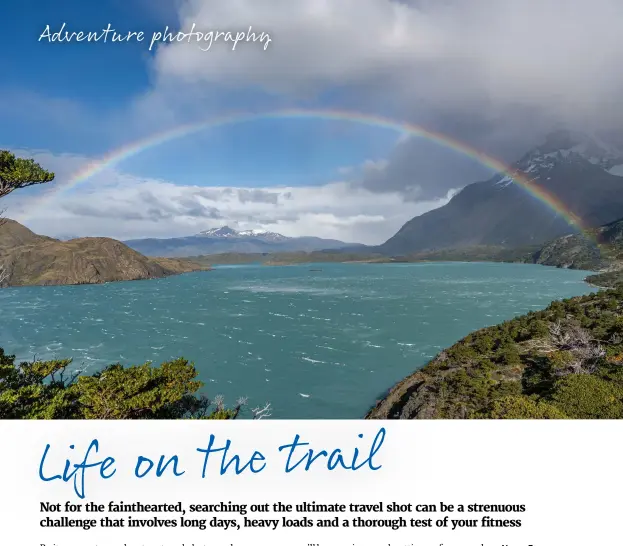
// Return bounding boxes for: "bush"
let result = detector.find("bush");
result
[528,319,550,338]
[497,343,522,368]
[389,286,623,420]
[0,347,269,420]
[487,395,568,419]
[551,374,623,419]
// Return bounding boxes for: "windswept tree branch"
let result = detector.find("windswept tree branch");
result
[0,150,55,199]
[0,151,54,288]
[251,402,273,420]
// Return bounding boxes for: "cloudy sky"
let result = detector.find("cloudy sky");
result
[1,0,622,243]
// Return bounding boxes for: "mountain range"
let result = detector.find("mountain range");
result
[5,129,622,277]
[123,226,362,257]
[378,130,623,255]
[121,130,623,260]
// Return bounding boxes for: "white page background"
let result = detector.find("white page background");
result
[0,420,619,545]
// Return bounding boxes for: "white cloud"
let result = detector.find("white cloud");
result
[153,0,432,93]
[8,1,622,247]
[150,0,623,126]
[3,150,455,245]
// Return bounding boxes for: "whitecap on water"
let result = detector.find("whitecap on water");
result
[230,284,344,296]
[268,312,293,319]
[299,393,310,398]
[301,357,325,364]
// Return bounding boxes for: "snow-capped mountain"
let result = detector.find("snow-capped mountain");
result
[494,130,623,188]
[197,226,289,242]
[124,226,362,257]
[380,129,623,255]
[518,129,623,174]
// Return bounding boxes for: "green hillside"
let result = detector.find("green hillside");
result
[367,285,623,419]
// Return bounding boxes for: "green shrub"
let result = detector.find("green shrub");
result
[551,374,623,419]
[497,343,522,368]
[402,286,623,420]
[528,319,550,338]
[0,347,259,420]
[487,395,568,419]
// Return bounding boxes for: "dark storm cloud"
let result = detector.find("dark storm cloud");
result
[355,140,493,200]
[351,102,570,199]
[166,0,620,201]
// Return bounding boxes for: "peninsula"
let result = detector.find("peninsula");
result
[0,219,209,287]
[366,284,623,419]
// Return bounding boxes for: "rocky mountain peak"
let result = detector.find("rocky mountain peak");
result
[197,226,239,237]
[380,127,623,255]
[196,226,290,242]
[514,130,623,177]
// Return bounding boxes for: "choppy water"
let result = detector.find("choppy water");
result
[0,262,596,418]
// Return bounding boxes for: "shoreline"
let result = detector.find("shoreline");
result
[0,267,211,290]
[0,265,211,290]
[3,255,604,288]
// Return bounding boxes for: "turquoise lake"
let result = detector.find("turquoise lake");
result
[0,262,597,418]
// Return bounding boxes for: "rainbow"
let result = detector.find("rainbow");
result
[22,108,588,233]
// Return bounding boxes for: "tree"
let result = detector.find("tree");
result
[0,348,271,420]
[0,150,55,199]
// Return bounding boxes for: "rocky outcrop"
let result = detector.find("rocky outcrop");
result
[0,219,209,287]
